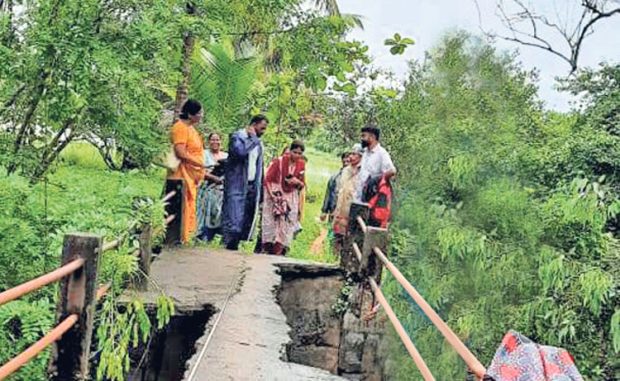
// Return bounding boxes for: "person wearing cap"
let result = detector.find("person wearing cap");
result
[332,144,364,249]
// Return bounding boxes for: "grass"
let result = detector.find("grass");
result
[30,144,166,255]
[287,148,341,263]
[59,141,109,170]
[1,143,172,381]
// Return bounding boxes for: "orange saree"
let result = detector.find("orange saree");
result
[168,120,205,243]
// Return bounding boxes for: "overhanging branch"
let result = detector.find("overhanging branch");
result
[476,0,620,74]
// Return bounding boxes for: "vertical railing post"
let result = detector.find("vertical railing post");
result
[49,233,102,381]
[341,202,369,275]
[338,203,389,379]
[163,179,184,245]
[360,226,389,283]
[132,223,152,291]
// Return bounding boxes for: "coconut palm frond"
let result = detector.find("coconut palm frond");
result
[190,42,258,134]
[314,0,341,16]
[313,0,366,30]
[340,13,365,30]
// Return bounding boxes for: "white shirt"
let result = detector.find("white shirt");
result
[357,143,395,200]
[238,129,261,182]
[248,145,259,182]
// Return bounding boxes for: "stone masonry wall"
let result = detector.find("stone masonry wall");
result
[276,263,389,380]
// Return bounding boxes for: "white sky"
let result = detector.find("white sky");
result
[339,0,620,111]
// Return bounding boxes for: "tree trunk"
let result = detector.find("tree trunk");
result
[173,32,195,121]
[30,133,74,184]
[84,136,121,171]
[0,84,26,122]
[172,2,197,121]
[6,0,62,174]
[7,79,48,174]
[29,110,82,183]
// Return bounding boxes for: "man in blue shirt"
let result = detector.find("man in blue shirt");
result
[221,115,268,250]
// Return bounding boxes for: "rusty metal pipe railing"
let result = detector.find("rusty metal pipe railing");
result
[0,258,85,307]
[164,214,176,225]
[162,190,177,203]
[356,216,368,233]
[101,239,121,253]
[0,283,111,380]
[96,283,111,301]
[153,214,176,237]
[372,247,487,379]
[368,278,436,381]
[0,313,79,380]
[352,242,363,263]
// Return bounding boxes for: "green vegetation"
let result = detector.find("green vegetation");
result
[374,34,620,380]
[0,0,366,379]
[288,148,342,263]
[1,0,619,380]
[0,146,172,380]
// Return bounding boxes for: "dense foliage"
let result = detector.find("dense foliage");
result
[0,0,367,177]
[0,0,368,379]
[0,146,173,380]
[374,34,619,380]
[1,0,619,379]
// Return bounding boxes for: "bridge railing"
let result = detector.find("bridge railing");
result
[0,180,184,380]
[342,202,487,381]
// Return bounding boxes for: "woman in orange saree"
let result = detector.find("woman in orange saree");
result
[168,99,206,243]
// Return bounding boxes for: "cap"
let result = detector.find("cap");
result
[350,143,364,155]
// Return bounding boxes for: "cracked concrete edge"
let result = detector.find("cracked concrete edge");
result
[181,257,250,381]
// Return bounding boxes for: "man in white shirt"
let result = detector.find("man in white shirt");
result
[357,124,396,202]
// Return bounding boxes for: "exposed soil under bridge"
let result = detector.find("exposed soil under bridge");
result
[125,247,387,381]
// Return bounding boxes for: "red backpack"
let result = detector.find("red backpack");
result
[368,175,392,228]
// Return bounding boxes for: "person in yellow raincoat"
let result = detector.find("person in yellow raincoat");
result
[168,99,206,243]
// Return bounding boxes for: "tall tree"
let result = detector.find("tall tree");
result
[378,33,619,380]
[0,0,180,178]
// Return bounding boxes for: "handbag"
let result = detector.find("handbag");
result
[160,146,181,172]
[268,157,291,219]
[272,191,291,218]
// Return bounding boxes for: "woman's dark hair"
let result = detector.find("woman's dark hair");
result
[340,152,350,159]
[290,140,305,152]
[250,114,269,125]
[208,132,220,140]
[361,124,381,140]
[180,99,202,120]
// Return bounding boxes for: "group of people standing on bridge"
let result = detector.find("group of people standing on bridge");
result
[167,99,396,256]
[320,126,396,251]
